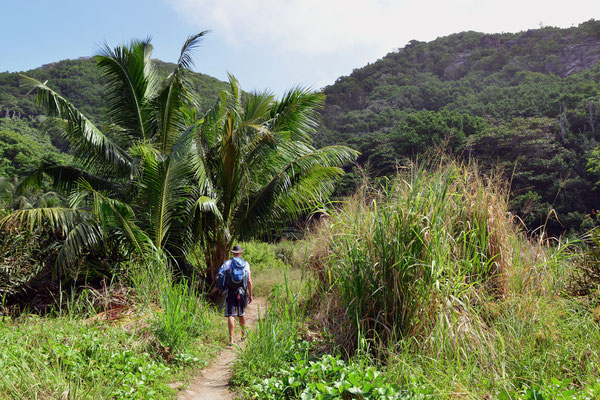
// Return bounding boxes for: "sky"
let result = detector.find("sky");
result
[1,0,599,96]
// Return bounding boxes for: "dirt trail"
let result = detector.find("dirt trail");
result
[178,297,265,400]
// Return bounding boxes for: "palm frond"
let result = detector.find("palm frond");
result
[269,88,325,142]
[56,220,104,276]
[149,32,205,154]
[177,31,208,71]
[19,76,132,173]
[96,38,157,141]
[193,196,224,221]
[0,207,86,234]
[137,148,193,249]
[231,145,358,237]
[21,162,124,196]
[74,179,155,258]
[242,91,274,126]
[150,74,196,154]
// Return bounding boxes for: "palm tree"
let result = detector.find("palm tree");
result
[2,34,210,277]
[191,76,358,285]
[2,34,358,287]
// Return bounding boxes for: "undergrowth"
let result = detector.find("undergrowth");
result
[0,316,172,399]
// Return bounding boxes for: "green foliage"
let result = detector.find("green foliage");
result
[467,117,598,233]
[297,162,600,398]
[232,285,307,386]
[2,35,357,289]
[0,227,59,296]
[192,76,358,284]
[318,162,522,343]
[1,35,211,280]
[0,254,227,398]
[0,57,229,135]
[0,51,230,184]
[567,228,600,297]
[384,294,600,398]
[126,258,214,357]
[252,353,421,400]
[0,118,70,178]
[235,241,288,273]
[233,281,426,400]
[499,378,600,400]
[154,280,208,353]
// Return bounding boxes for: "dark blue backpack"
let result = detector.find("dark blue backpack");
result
[216,257,248,290]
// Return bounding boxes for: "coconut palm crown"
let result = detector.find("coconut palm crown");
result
[4,34,208,276]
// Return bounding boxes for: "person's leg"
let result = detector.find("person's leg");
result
[239,315,247,338]
[228,316,235,344]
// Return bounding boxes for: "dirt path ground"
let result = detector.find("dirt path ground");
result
[178,297,266,400]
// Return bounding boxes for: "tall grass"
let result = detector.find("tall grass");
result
[154,279,208,354]
[231,278,311,393]
[313,161,532,344]
[127,257,209,355]
[302,160,596,397]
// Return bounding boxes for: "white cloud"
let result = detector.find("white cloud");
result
[166,0,598,92]
[169,0,596,53]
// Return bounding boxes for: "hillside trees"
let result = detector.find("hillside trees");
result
[0,119,71,177]
[320,20,600,233]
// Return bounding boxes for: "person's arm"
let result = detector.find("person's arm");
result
[247,270,253,304]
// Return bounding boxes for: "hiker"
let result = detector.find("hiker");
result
[216,245,253,345]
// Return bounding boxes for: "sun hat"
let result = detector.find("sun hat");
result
[231,245,244,253]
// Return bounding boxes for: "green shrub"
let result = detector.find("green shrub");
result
[251,353,425,400]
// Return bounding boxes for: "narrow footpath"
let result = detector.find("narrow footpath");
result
[178,297,266,400]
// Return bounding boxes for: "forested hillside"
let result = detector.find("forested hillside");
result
[0,57,228,178]
[320,19,600,234]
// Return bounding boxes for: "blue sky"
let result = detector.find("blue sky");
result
[1,0,598,96]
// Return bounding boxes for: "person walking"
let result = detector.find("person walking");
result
[217,245,253,345]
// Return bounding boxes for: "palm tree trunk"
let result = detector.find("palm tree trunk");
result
[204,238,229,298]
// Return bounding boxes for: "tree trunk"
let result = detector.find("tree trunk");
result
[204,238,230,299]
